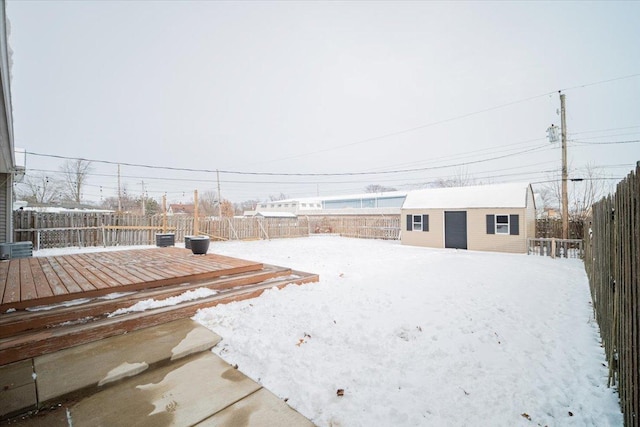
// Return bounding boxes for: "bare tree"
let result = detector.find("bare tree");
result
[365,184,397,193]
[60,159,93,203]
[569,164,609,221]
[15,173,62,204]
[541,164,609,221]
[434,168,475,188]
[236,199,261,214]
[101,184,137,212]
[269,193,288,201]
[220,199,235,217]
[198,190,219,216]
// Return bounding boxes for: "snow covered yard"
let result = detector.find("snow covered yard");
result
[194,235,622,427]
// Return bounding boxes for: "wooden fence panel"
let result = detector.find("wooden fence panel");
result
[536,218,584,239]
[584,163,640,426]
[13,212,402,248]
[306,215,400,240]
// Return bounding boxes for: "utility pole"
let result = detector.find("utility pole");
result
[141,180,145,216]
[193,189,199,236]
[216,169,222,219]
[560,92,569,240]
[117,164,122,212]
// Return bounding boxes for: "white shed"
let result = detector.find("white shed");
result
[401,182,536,253]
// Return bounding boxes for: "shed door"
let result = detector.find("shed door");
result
[445,211,467,249]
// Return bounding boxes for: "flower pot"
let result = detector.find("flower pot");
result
[190,236,210,255]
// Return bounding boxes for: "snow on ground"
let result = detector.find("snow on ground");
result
[193,235,622,427]
[32,237,622,426]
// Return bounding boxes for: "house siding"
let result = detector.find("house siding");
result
[466,208,527,253]
[403,209,444,248]
[0,173,8,242]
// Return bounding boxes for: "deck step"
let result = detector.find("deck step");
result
[0,265,293,338]
[34,318,221,403]
[2,318,316,425]
[0,318,221,419]
[0,270,319,366]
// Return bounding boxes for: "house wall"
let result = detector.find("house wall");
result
[402,206,533,254]
[0,173,9,242]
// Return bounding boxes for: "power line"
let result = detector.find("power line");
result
[560,72,640,92]
[570,125,640,136]
[25,143,551,177]
[576,141,640,146]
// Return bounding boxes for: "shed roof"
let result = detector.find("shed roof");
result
[402,182,532,209]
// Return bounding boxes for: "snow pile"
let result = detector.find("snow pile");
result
[194,235,622,427]
[109,288,217,318]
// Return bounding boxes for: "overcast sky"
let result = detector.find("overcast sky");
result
[6,1,640,205]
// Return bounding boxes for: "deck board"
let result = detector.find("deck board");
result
[37,257,68,296]
[0,247,263,311]
[74,253,133,286]
[29,258,54,299]
[19,259,37,302]
[3,262,20,305]
[0,261,9,303]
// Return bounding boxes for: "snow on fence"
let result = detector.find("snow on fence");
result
[583,162,640,427]
[526,238,584,258]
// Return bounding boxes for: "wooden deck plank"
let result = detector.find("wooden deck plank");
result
[129,250,211,278]
[19,259,38,302]
[54,256,97,293]
[63,255,111,290]
[37,257,68,296]
[29,258,54,299]
[87,251,167,283]
[74,253,133,286]
[46,257,82,295]
[0,261,9,305]
[3,262,21,305]
[67,254,122,288]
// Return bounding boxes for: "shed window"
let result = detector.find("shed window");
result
[496,215,509,234]
[412,215,423,231]
[406,214,429,232]
[486,214,519,235]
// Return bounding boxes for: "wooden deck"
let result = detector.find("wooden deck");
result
[0,247,319,366]
[0,247,263,311]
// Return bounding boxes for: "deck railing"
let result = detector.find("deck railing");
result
[526,237,584,258]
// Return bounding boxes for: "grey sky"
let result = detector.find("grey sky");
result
[6,0,640,204]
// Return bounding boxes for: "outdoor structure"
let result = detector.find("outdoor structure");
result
[253,211,297,219]
[168,203,195,215]
[0,0,17,243]
[247,191,407,217]
[401,182,536,253]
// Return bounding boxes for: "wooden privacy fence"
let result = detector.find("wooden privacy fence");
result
[13,212,402,249]
[535,218,584,239]
[526,238,584,258]
[583,163,639,427]
[307,215,401,240]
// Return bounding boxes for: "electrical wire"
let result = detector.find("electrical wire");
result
[24,143,551,177]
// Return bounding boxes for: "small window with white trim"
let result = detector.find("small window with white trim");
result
[495,215,509,234]
[412,215,423,231]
